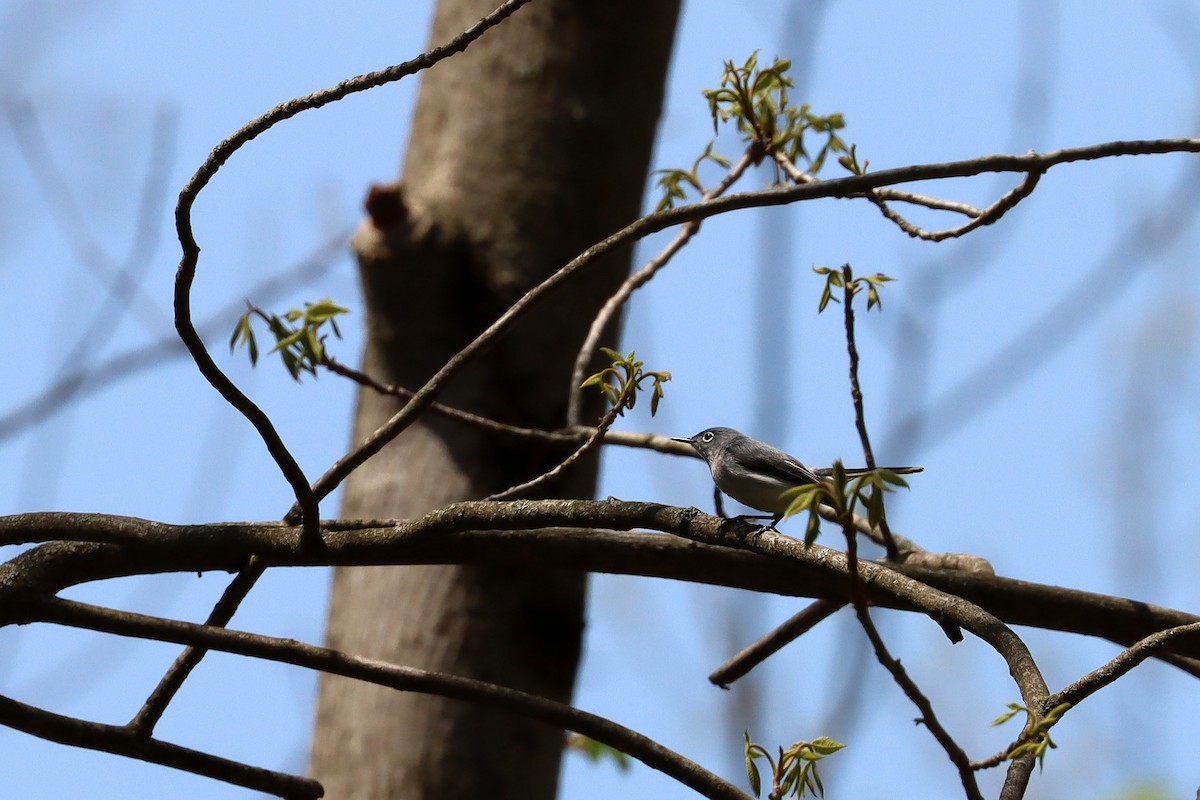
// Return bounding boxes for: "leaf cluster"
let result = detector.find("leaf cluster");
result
[814,264,894,313]
[703,52,849,172]
[780,461,910,546]
[653,53,854,210]
[229,298,349,381]
[580,348,671,416]
[744,730,845,799]
[992,702,1070,772]
[654,142,733,211]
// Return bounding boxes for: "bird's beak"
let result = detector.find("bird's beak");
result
[671,436,698,454]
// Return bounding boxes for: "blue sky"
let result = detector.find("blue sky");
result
[2,2,1199,798]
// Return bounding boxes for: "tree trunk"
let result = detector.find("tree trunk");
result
[307,2,680,798]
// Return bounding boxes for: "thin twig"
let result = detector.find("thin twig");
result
[324,356,579,445]
[966,621,1193,782]
[771,142,1037,241]
[772,148,988,230]
[565,149,757,425]
[838,264,901,559]
[129,559,267,735]
[486,401,624,501]
[0,690,320,799]
[838,517,984,800]
[867,170,1042,241]
[174,0,535,544]
[871,188,983,217]
[1047,622,1200,710]
[707,599,846,687]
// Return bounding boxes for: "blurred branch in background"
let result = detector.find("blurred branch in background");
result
[0,232,350,443]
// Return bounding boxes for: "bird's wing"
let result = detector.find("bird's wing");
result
[728,444,822,485]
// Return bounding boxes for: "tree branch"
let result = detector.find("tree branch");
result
[0,690,321,799]
[565,148,758,425]
[1047,621,1200,711]
[36,597,751,800]
[173,0,536,544]
[7,506,1195,664]
[297,138,1200,522]
[708,599,845,688]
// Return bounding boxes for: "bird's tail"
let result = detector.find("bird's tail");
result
[812,466,924,478]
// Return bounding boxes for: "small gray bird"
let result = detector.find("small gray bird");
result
[673,427,923,528]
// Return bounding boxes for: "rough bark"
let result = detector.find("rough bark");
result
[307,2,680,798]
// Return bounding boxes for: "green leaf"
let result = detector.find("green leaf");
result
[810,763,826,798]
[744,731,762,797]
[305,298,350,323]
[804,511,821,546]
[866,487,885,530]
[875,468,910,489]
[992,702,1025,727]
[779,769,798,796]
[1043,702,1071,724]
[809,737,845,755]
[746,756,761,797]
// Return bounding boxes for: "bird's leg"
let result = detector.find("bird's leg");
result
[712,486,726,518]
[728,513,781,534]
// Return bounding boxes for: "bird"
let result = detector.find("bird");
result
[673,426,923,529]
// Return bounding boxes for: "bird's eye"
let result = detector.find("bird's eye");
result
[701,431,714,443]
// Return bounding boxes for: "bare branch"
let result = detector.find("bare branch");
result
[324,355,581,445]
[839,515,985,800]
[129,559,267,736]
[868,169,1042,241]
[486,405,620,501]
[0,691,320,799]
[1047,621,1200,710]
[8,506,1193,661]
[708,599,845,688]
[5,506,1200,711]
[37,597,751,800]
[870,188,982,217]
[972,623,1200,777]
[565,148,758,425]
[174,0,536,543]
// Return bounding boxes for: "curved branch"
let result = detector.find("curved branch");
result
[0,690,320,799]
[1047,621,1200,711]
[37,597,750,800]
[173,0,535,542]
[565,148,758,425]
[868,169,1042,241]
